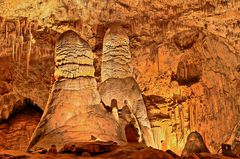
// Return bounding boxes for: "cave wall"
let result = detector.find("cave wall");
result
[0,0,239,155]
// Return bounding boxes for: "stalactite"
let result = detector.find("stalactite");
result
[0,16,5,31]
[26,24,32,77]
[24,17,29,36]
[21,17,29,36]
[18,36,24,63]
[32,20,38,32]
[15,19,21,36]
[12,38,15,60]
[36,46,40,57]
[10,31,17,61]
[178,104,185,141]
[15,41,19,62]
[5,22,8,42]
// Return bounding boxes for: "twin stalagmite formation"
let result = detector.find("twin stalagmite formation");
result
[27,30,125,151]
[27,25,155,151]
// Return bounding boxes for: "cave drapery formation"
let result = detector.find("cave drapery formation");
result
[0,0,239,157]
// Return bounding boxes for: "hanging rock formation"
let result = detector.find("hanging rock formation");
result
[27,30,126,152]
[99,24,155,148]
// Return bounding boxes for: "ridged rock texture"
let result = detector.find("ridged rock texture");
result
[101,24,132,82]
[27,30,126,152]
[0,0,239,156]
[99,24,155,147]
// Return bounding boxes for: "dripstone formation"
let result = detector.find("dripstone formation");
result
[99,24,155,148]
[101,24,132,82]
[27,30,126,152]
[181,131,210,157]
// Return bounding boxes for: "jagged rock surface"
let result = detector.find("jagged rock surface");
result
[0,0,239,156]
[0,103,42,151]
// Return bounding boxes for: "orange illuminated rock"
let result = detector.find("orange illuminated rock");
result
[181,132,210,157]
[99,24,155,148]
[27,30,126,152]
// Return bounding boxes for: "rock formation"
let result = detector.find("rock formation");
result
[99,24,155,148]
[181,131,210,157]
[27,30,126,152]
[101,23,132,82]
[0,0,239,157]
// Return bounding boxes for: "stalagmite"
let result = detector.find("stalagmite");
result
[27,30,126,152]
[99,24,155,148]
[111,99,119,121]
[181,131,210,157]
[112,107,119,121]
[101,24,132,82]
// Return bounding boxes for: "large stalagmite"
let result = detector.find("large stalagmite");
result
[27,30,126,151]
[101,24,132,82]
[99,24,155,148]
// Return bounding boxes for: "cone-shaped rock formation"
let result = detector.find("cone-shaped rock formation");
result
[99,24,155,148]
[27,30,126,152]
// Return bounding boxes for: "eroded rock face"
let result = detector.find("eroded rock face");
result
[99,24,155,148]
[175,54,202,85]
[140,30,240,154]
[27,30,126,152]
[0,102,42,151]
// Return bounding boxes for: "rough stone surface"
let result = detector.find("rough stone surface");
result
[99,24,154,148]
[181,132,210,157]
[0,104,42,151]
[54,30,95,79]
[101,24,132,82]
[99,77,155,148]
[0,0,239,156]
[0,143,238,159]
[27,30,126,151]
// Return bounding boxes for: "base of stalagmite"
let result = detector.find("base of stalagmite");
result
[27,78,127,152]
